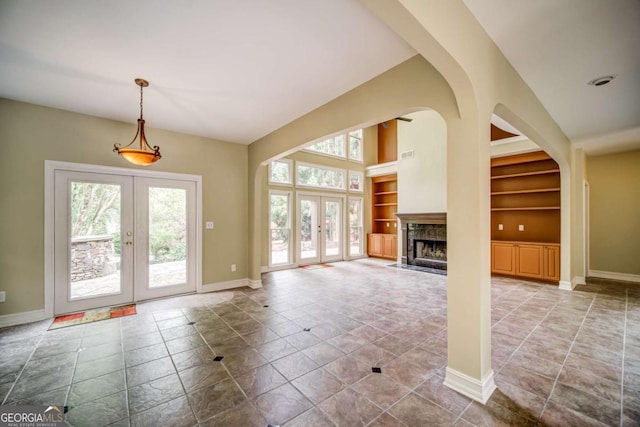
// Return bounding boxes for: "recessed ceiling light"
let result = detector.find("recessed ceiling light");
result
[588,75,616,87]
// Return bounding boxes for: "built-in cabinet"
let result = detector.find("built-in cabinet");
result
[368,233,397,259]
[491,241,560,281]
[368,173,398,260]
[490,151,561,283]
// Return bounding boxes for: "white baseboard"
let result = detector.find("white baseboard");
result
[588,270,640,284]
[572,276,586,287]
[200,278,255,293]
[443,366,496,404]
[558,280,575,291]
[0,309,50,328]
[248,279,262,289]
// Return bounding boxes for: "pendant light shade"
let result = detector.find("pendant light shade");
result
[114,78,161,166]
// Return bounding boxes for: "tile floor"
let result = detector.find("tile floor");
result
[1,258,639,426]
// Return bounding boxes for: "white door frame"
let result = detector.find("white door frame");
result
[44,161,202,318]
[295,191,346,264]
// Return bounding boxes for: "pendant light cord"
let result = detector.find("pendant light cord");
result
[139,84,144,120]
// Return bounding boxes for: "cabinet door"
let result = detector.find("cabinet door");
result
[516,244,544,279]
[491,242,516,275]
[543,245,560,281]
[382,234,397,260]
[368,234,383,257]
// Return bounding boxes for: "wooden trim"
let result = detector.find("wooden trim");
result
[490,150,550,167]
[395,212,446,224]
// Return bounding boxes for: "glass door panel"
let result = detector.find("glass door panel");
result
[148,187,187,288]
[299,196,320,263]
[134,178,196,300]
[54,171,133,315]
[322,198,342,261]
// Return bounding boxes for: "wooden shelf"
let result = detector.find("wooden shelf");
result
[491,151,561,246]
[491,188,560,196]
[491,207,560,211]
[371,174,397,235]
[491,169,560,180]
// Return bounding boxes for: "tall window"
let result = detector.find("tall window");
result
[269,159,292,185]
[296,162,346,190]
[348,129,363,161]
[304,129,363,162]
[269,191,291,266]
[349,198,363,256]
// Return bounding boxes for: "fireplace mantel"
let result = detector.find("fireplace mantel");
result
[395,212,446,225]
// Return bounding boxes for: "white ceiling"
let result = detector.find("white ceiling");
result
[464,0,640,154]
[1,1,638,153]
[0,0,415,144]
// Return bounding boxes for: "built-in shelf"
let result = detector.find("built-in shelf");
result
[374,203,398,207]
[374,191,398,196]
[374,218,398,222]
[491,188,560,196]
[491,207,560,211]
[491,169,560,180]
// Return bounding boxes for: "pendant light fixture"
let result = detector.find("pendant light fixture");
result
[114,78,161,165]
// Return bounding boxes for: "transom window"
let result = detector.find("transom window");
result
[304,129,363,162]
[296,162,346,190]
[268,159,292,185]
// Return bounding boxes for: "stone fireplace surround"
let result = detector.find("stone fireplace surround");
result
[395,213,447,270]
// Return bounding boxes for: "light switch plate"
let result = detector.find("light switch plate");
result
[0,291,5,303]
[518,224,524,231]
[498,224,504,230]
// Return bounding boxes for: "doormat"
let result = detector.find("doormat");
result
[300,264,332,270]
[49,304,136,330]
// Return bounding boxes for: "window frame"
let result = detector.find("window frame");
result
[303,129,364,163]
[295,161,347,191]
[268,190,293,267]
[348,170,364,193]
[268,159,293,186]
[348,197,364,257]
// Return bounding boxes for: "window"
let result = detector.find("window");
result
[296,162,346,190]
[268,159,292,185]
[304,129,363,162]
[348,171,364,192]
[306,135,345,158]
[348,129,363,161]
[269,191,291,266]
[349,198,363,256]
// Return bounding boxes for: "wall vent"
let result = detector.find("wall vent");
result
[400,150,415,160]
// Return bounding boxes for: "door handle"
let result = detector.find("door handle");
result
[317,225,321,233]
[125,241,133,246]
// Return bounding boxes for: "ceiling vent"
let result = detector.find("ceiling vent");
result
[588,75,616,87]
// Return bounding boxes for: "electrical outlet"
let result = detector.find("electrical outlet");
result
[0,291,5,303]
[498,224,504,230]
[518,224,525,231]
[206,221,214,229]
[231,264,236,272]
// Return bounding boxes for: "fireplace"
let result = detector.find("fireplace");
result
[413,239,447,268]
[395,213,447,271]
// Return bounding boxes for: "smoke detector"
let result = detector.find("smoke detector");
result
[588,75,616,87]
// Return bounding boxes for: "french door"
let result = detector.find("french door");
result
[53,170,196,314]
[298,195,343,264]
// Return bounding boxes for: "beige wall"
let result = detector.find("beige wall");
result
[587,149,640,276]
[397,110,447,213]
[0,99,248,316]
